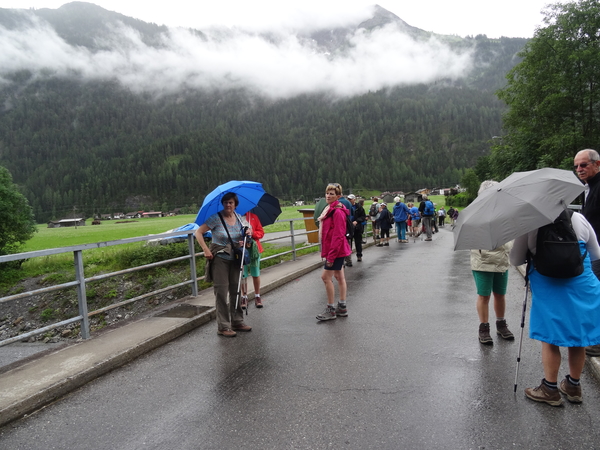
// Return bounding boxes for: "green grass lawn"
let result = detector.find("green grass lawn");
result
[22,197,460,253]
[23,206,312,252]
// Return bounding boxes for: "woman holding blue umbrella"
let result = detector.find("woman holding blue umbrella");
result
[195,192,252,337]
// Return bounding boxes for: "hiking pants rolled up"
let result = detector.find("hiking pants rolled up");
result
[422,216,434,238]
[211,256,244,329]
[395,221,407,240]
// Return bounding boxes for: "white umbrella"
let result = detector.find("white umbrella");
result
[453,168,585,251]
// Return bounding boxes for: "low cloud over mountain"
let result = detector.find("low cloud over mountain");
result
[0,3,474,98]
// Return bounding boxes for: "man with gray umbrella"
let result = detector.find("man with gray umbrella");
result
[574,148,600,357]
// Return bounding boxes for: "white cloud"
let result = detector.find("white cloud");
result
[0,12,474,98]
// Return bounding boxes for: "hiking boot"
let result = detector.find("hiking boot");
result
[240,296,248,310]
[357,257,362,262]
[335,303,348,317]
[376,243,383,247]
[559,377,583,403]
[345,256,352,267]
[217,328,237,337]
[255,297,263,308]
[525,381,563,406]
[496,319,515,340]
[316,306,336,321]
[384,242,389,246]
[585,344,600,357]
[478,323,493,345]
[232,322,252,332]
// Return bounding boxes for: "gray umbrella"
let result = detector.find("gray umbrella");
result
[453,168,585,251]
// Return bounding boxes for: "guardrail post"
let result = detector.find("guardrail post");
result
[290,220,297,261]
[74,250,90,339]
[188,233,198,297]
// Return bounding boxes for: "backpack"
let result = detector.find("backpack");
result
[345,214,355,239]
[531,210,586,279]
[369,203,379,217]
[423,200,434,216]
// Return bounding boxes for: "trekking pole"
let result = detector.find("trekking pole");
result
[514,279,529,392]
[234,228,249,314]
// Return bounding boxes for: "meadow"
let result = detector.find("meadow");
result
[23,205,310,252]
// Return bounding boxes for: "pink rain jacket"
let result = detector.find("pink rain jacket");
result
[320,200,352,263]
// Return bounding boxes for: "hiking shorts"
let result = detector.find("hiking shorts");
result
[472,270,508,296]
[324,257,345,271]
[243,254,261,278]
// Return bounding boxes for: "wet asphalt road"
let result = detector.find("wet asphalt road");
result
[2,227,600,449]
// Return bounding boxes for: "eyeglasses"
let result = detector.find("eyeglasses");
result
[574,163,592,170]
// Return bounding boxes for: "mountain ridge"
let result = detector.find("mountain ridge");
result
[0,2,527,222]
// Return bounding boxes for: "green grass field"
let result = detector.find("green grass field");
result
[23,198,457,252]
[23,206,312,252]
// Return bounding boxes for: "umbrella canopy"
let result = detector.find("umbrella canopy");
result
[194,180,265,226]
[249,193,282,226]
[453,168,585,251]
[313,198,327,225]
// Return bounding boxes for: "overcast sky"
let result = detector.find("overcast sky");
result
[3,0,550,38]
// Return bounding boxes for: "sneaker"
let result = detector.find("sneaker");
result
[496,319,515,340]
[384,242,389,246]
[559,377,583,403]
[425,237,432,241]
[217,328,237,337]
[376,243,383,247]
[478,323,493,345]
[255,297,263,308]
[232,322,252,332]
[335,303,348,317]
[316,306,336,321]
[585,344,600,357]
[525,381,563,406]
[240,296,248,310]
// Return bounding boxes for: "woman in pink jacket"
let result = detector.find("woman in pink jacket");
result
[315,183,352,321]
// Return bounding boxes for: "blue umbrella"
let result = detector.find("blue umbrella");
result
[194,180,266,226]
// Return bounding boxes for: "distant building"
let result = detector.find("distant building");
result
[47,218,86,228]
[142,211,163,218]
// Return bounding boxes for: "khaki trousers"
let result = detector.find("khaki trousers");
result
[211,256,245,330]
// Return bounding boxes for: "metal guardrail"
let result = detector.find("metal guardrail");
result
[0,218,322,347]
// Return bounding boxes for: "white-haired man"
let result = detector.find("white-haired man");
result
[574,149,600,357]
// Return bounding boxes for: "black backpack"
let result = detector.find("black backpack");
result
[369,203,379,217]
[345,214,355,239]
[531,210,586,279]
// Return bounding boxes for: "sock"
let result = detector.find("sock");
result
[328,304,335,309]
[567,375,580,385]
[543,378,558,389]
[496,317,505,322]
[255,294,260,299]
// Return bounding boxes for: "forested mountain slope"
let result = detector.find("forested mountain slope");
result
[0,2,527,222]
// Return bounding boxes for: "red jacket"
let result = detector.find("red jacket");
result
[320,200,351,262]
[245,212,264,253]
